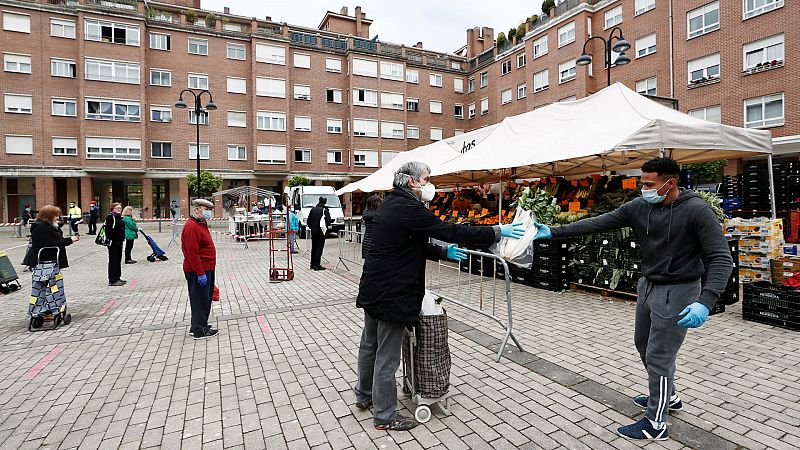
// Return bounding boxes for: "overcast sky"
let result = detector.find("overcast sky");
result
[202,0,543,54]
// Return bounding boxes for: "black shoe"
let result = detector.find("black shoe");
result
[125,260,137,264]
[109,280,125,286]
[193,329,219,340]
[87,232,96,235]
[633,395,684,411]
[374,414,418,431]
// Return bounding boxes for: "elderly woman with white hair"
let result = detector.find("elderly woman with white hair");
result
[354,161,525,431]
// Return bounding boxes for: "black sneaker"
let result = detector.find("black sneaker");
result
[109,280,125,286]
[193,329,219,340]
[633,395,684,412]
[374,414,417,431]
[617,417,669,441]
[125,260,137,264]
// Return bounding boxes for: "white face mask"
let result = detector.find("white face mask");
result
[201,209,213,219]
[420,182,436,202]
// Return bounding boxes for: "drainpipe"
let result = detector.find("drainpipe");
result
[668,0,674,97]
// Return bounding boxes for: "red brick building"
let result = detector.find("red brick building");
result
[0,0,796,220]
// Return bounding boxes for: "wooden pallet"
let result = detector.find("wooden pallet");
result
[571,283,638,301]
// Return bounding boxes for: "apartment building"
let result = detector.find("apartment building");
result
[0,0,796,220]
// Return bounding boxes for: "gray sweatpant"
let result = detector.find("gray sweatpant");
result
[354,312,405,425]
[634,277,701,423]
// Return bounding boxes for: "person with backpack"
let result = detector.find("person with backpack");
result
[105,203,126,286]
[87,201,100,235]
[122,206,139,264]
[307,197,332,270]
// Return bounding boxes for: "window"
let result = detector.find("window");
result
[380,121,404,139]
[688,105,721,123]
[326,58,342,73]
[454,130,464,136]
[559,60,576,83]
[381,62,404,81]
[84,19,139,46]
[636,0,656,15]
[257,144,286,164]
[430,128,443,141]
[228,145,247,161]
[517,53,526,68]
[294,53,311,69]
[501,89,512,105]
[429,73,443,87]
[151,11,172,22]
[188,73,208,89]
[480,72,488,88]
[688,53,720,81]
[406,69,419,83]
[326,119,342,133]
[327,149,343,164]
[451,61,462,70]
[430,101,443,114]
[188,143,209,160]
[223,23,242,32]
[687,2,719,39]
[188,38,208,55]
[382,151,399,166]
[227,111,246,128]
[151,142,172,158]
[326,88,342,103]
[533,35,548,58]
[605,6,623,29]
[3,12,30,33]
[227,77,246,94]
[4,94,31,114]
[256,44,285,64]
[53,138,78,156]
[454,78,464,93]
[256,111,286,131]
[188,109,208,125]
[353,88,378,107]
[380,92,404,110]
[50,19,76,38]
[501,60,512,75]
[744,93,784,128]
[150,106,171,122]
[480,98,489,115]
[5,135,33,155]
[51,58,76,78]
[468,78,475,93]
[353,58,378,77]
[293,85,311,100]
[353,119,378,137]
[86,137,141,160]
[256,77,286,98]
[51,98,76,116]
[227,43,246,60]
[558,22,576,47]
[518,83,527,99]
[85,59,140,84]
[4,53,31,73]
[149,33,170,50]
[636,77,657,95]
[353,150,378,167]
[86,98,140,121]
[150,69,171,86]
[744,0,783,19]
[294,116,311,132]
[636,34,657,58]
[407,127,420,139]
[468,103,476,119]
[455,104,464,119]
[744,34,784,69]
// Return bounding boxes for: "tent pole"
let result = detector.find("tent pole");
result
[498,172,503,224]
[659,147,665,157]
[767,154,777,220]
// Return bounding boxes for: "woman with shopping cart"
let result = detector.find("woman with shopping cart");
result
[353,161,525,431]
[28,205,78,270]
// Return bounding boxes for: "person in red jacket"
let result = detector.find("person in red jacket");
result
[182,198,218,339]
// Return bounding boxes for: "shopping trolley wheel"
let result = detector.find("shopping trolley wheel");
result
[10,283,20,292]
[147,255,156,262]
[32,316,44,329]
[0,285,9,295]
[63,314,72,325]
[269,270,277,281]
[414,405,431,423]
[286,270,294,281]
[402,385,411,396]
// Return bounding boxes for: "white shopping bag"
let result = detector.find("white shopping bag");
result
[421,290,444,316]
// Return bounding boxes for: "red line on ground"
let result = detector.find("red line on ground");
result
[228,273,237,280]
[25,345,63,379]
[242,286,251,297]
[126,279,139,289]
[256,315,270,334]
[96,298,118,316]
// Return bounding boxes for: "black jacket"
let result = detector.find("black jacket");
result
[105,213,125,243]
[361,210,377,260]
[307,203,332,237]
[356,188,498,323]
[28,220,73,268]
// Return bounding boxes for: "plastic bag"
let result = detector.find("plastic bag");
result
[421,290,444,316]
[490,206,538,268]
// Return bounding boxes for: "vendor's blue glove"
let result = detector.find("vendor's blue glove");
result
[500,223,526,239]
[197,274,208,287]
[677,302,709,328]
[447,244,468,262]
[532,223,552,240]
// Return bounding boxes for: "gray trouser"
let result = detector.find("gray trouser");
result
[634,277,701,423]
[354,311,405,425]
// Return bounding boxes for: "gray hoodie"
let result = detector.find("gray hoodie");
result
[550,190,732,310]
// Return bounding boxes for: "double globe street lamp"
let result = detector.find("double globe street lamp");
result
[175,89,217,201]
[575,26,631,87]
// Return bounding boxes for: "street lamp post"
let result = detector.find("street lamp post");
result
[175,89,217,201]
[575,27,631,87]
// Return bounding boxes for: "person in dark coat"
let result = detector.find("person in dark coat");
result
[87,201,100,235]
[361,195,382,260]
[353,161,525,431]
[28,205,78,269]
[182,198,218,339]
[21,205,33,227]
[307,196,332,270]
[105,203,126,286]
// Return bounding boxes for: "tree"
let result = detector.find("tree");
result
[288,176,312,187]
[185,8,197,24]
[517,23,527,38]
[496,32,507,48]
[528,14,539,23]
[187,170,223,198]
[542,0,555,15]
[683,160,728,183]
[204,13,216,28]
[507,27,517,43]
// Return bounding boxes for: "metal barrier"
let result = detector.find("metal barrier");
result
[334,229,364,272]
[10,218,23,238]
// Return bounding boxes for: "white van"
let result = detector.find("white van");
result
[285,186,345,237]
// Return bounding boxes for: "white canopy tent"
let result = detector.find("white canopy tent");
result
[433,82,777,217]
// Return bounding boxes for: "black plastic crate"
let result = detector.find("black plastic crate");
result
[509,265,533,285]
[528,277,570,292]
[459,254,495,277]
[532,253,570,268]
[709,302,726,316]
[593,232,620,248]
[594,247,621,267]
[742,282,800,331]
[571,264,598,285]
[533,239,572,255]
[530,264,569,282]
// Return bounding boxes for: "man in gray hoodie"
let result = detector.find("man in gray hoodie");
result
[533,157,732,441]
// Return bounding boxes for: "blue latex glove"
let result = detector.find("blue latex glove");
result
[532,223,552,240]
[500,223,526,239]
[197,274,208,287]
[447,244,468,262]
[677,302,710,328]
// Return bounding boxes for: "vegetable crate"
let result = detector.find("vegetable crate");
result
[459,252,495,278]
[742,282,800,331]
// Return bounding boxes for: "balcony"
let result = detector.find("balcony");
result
[85,0,137,10]
[257,24,283,36]
[380,42,402,56]
[743,60,784,76]
[321,37,347,51]
[290,32,317,46]
[353,38,377,52]
[687,76,720,89]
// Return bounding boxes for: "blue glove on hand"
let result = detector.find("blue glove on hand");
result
[677,302,710,328]
[500,223,526,239]
[197,274,208,287]
[532,223,552,240]
[447,244,468,262]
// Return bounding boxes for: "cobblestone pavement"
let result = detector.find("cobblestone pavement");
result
[0,226,796,449]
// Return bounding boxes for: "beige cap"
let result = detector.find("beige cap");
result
[192,198,214,208]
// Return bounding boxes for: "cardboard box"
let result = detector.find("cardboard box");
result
[770,257,800,285]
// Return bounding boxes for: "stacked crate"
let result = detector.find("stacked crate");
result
[770,256,800,285]
[528,240,571,291]
[743,282,800,331]
[725,218,784,282]
[720,175,742,211]
[741,159,800,212]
